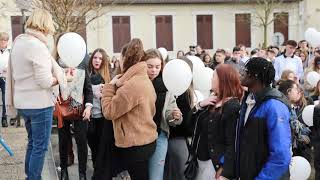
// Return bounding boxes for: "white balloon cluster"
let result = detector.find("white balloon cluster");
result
[162,56,214,98]
[305,28,320,48]
[187,56,214,98]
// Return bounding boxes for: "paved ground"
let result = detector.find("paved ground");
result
[51,127,94,180]
[0,121,58,180]
[0,120,317,180]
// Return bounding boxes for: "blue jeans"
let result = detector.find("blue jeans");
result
[18,107,54,180]
[149,131,168,180]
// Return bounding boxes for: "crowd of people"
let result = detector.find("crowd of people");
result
[1,8,320,180]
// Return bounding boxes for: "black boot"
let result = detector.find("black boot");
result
[60,168,69,180]
[2,117,8,127]
[10,118,15,126]
[79,173,87,180]
[16,118,21,127]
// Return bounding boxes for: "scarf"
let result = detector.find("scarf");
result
[57,59,85,108]
[152,73,168,129]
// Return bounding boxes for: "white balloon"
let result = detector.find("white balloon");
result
[305,28,317,43]
[57,32,86,68]
[290,156,311,180]
[187,55,205,89]
[196,67,214,91]
[306,71,320,87]
[193,90,204,105]
[310,32,320,48]
[302,105,315,127]
[158,47,168,60]
[163,59,192,96]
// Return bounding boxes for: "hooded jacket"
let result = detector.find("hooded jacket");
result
[235,87,291,180]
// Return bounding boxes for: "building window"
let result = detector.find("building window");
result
[274,12,289,45]
[196,15,213,49]
[235,13,251,47]
[156,15,173,51]
[11,16,24,40]
[112,16,131,53]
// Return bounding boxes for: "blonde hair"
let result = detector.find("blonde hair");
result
[0,32,9,41]
[25,9,55,35]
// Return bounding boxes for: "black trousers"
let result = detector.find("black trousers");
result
[114,156,149,180]
[0,78,6,118]
[58,120,88,174]
[87,117,104,169]
[315,142,320,180]
[113,142,156,180]
[93,120,115,180]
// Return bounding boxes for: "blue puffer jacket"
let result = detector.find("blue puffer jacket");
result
[235,87,291,180]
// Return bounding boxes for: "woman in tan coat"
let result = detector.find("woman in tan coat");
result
[101,38,157,180]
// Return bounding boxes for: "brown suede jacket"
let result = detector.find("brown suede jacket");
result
[102,62,158,148]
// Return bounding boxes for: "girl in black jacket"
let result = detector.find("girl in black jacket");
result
[191,64,242,180]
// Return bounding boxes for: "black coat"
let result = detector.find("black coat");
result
[80,68,93,105]
[191,98,240,179]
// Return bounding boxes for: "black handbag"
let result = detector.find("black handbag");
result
[184,139,200,180]
[184,109,204,180]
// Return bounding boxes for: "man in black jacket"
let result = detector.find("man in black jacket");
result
[236,57,291,180]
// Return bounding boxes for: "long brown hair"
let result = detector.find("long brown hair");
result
[215,64,243,102]
[122,38,145,73]
[89,48,111,83]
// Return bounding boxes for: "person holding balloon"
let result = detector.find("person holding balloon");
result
[54,32,93,180]
[5,9,66,180]
[101,38,158,180]
[236,57,291,180]
[143,48,183,180]
[189,64,242,180]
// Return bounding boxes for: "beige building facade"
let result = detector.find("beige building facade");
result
[0,0,320,57]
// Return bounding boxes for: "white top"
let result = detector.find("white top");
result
[10,33,55,109]
[244,93,256,124]
[274,54,304,81]
[0,48,10,77]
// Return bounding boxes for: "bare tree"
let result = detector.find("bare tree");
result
[0,1,7,11]
[254,0,286,48]
[237,0,288,48]
[251,0,287,48]
[32,0,135,37]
